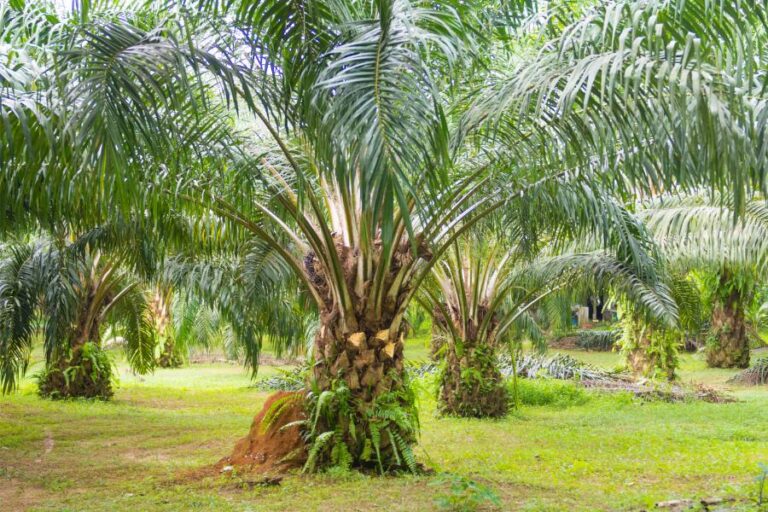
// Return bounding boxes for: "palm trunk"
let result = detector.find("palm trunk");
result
[625,330,657,376]
[309,313,416,471]
[439,341,507,418]
[436,305,507,418]
[430,306,447,360]
[622,314,677,380]
[706,271,750,368]
[157,336,182,368]
[152,288,181,368]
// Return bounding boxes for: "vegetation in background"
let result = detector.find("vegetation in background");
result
[640,195,768,368]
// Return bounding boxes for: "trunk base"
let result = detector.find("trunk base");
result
[706,270,751,369]
[705,342,750,368]
[218,391,307,475]
[157,341,183,368]
[308,322,419,473]
[439,346,508,418]
[706,307,750,369]
[37,345,114,400]
[621,317,678,380]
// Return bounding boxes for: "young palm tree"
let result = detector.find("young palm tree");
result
[0,236,155,398]
[3,0,768,471]
[421,224,682,417]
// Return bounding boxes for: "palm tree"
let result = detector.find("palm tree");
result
[0,235,156,398]
[639,194,768,368]
[2,0,767,470]
[420,223,683,416]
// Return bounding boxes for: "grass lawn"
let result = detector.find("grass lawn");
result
[1,345,767,511]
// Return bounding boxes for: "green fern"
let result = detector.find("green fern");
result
[260,392,303,434]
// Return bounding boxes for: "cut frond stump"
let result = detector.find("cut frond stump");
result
[217,391,307,475]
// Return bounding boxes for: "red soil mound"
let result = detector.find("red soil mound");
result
[216,391,308,475]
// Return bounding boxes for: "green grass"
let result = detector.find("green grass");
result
[1,349,767,511]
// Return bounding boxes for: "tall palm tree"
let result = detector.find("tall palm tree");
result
[0,235,156,398]
[2,0,767,471]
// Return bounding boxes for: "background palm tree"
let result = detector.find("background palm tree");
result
[420,233,677,417]
[639,194,768,368]
[0,235,156,398]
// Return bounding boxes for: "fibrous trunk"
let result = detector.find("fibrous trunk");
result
[38,345,113,400]
[439,341,507,418]
[310,314,416,472]
[152,289,182,368]
[157,337,182,368]
[706,273,750,368]
[38,311,113,399]
[430,306,447,360]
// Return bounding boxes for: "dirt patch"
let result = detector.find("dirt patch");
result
[215,391,307,475]
[0,478,48,511]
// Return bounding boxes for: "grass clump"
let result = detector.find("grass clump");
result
[512,379,589,407]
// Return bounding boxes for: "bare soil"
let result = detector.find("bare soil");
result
[215,391,307,475]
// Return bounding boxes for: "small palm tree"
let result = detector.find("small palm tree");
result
[421,228,681,416]
[0,236,155,398]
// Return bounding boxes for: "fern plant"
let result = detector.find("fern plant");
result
[300,376,420,474]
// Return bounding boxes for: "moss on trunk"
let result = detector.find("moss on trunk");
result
[621,315,678,380]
